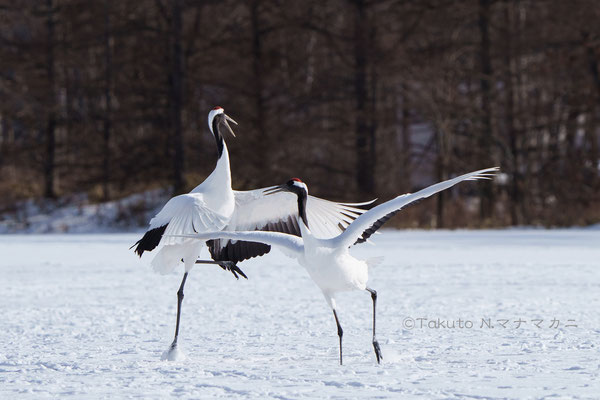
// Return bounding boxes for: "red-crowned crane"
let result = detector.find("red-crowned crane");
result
[172,167,499,364]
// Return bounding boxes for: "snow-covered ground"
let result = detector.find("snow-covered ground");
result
[1,230,598,399]
[0,190,169,234]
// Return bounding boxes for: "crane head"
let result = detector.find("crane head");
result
[208,106,238,137]
[264,178,308,196]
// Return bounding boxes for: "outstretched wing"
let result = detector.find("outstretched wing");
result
[176,230,304,259]
[207,188,374,263]
[332,167,500,249]
[132,193,228,256]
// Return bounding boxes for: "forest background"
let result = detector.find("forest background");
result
[1,0,599,229]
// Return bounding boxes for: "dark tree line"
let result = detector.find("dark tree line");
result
[1,0,599,227]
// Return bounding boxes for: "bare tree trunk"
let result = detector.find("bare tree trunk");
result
[354,0,375,196]
[478,0,494,222]
[170,0,185,194]
[435,128,448,228]
[251,0,268,175]
[102,0,113,201]
[514,1,530,225]
[503,1,520,225]
[584,110,598,183]
[583,31,600,175]
[583,31,600,101]
[44,0,56,199]
[1,118,10,162]
[60,21,74,177]
[399,83,411,192]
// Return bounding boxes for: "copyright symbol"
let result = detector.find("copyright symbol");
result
[403,317,415,330]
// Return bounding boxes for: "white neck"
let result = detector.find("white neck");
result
[298,215,314,242]
[191,142,232,194]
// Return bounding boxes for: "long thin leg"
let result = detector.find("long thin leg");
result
[332,309,344,365]
[366,287,382,364]
[169,272,188,350]
[195,259,247,280]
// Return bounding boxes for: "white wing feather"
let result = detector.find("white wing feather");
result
[225,188,373,238]
[206,188,373,262]
[333,167,500,248]
[150,193,230,246]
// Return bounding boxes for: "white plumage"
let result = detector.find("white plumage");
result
[148,194,231,273]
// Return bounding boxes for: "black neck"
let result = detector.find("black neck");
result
[211,117,225,157]
[297,191,309,228]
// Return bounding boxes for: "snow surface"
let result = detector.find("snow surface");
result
[1,230,599,399]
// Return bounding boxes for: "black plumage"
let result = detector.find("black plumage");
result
[353,196,428,245]
[131,225,167,257]
[207,215,302,263]
[354,210,399,245]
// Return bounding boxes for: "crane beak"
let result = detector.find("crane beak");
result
[263,184,289,195]
[221,114,238,137]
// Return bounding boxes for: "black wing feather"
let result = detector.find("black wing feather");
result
[130,225,168,257]
[353,197,427,246]
[207,215,301,263]
[354,210,399,245]
[209,204,367,263]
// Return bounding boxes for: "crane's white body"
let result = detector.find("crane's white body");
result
[299,222,369,306]
[146,120,235,274]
